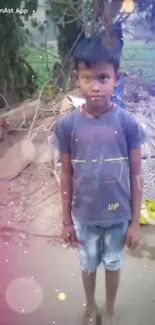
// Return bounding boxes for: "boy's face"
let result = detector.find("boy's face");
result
[76,62,119,112]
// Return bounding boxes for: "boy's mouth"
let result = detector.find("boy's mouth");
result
[88,96,106,105]
[89,96,104,101]
[92,97,102,100]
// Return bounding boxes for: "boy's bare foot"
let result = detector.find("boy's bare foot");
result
[101,308,116,325]
[81,304,99,325]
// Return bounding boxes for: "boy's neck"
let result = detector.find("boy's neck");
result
[81,102,115,119]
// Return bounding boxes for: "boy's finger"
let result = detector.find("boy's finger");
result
[127,238,138,250]
[132,240,139,249]
[71,232,77,244]
[71,241,77,248]
[125,235,129,246]
[64,233,71,244]
[126,236,132,248]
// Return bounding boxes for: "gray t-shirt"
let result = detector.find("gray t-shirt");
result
[55,106,146,227]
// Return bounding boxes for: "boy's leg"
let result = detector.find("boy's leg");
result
[73,218,101,324]
[102,222,128,323]
[82,271,96,308]
[105,268,120,314]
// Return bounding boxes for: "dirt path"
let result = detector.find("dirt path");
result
[0,100,63,238]
[0,113,62,238]
[0,162,62,237]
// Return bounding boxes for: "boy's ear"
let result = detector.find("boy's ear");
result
[75,72,79,88]
[115,71,121,87]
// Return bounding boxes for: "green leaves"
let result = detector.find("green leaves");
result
[0,0,39,104]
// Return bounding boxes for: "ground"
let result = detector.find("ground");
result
[0,226,155,325]
[0,110,62,237]
[0,161,62,237]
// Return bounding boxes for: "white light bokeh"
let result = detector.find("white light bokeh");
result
[6,277,43,313]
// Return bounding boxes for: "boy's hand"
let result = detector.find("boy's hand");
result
[125,223,140,250]
[62,224,77,247]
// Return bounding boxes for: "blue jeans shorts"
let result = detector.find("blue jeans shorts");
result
[73,218,128,273]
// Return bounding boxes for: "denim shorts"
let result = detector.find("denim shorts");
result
[73,218,128,273]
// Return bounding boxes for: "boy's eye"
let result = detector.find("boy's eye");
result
[83,76,91,82]
[99,75,108,82]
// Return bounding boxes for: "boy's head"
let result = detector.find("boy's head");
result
[73,33,122,112]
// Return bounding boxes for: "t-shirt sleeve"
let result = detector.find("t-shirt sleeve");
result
[125,113,147,152]
[54,118,71,154]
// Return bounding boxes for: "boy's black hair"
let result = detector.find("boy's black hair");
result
[73,32,122,72]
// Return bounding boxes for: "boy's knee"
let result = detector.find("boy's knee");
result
[103,252,124,271]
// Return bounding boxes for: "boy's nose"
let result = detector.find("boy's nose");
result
[91,86,101,93]
[91,81,101,93]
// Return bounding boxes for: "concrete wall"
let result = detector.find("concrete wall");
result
[123,12,154,41]
[25,0,57,47]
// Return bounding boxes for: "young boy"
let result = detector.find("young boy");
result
[55,34,146,325]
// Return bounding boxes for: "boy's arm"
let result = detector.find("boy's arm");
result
[54,118,73,224]
[125,113,146,249]
[129,147,143,227]
[60,152,73,225]
[54,116,77,245]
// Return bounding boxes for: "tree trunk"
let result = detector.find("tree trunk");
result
[51,0,124,91]
[50,0,84,90]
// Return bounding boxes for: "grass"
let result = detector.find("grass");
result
[26,40,155,89]
[26,45,60,88]
[121,40,155,81]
